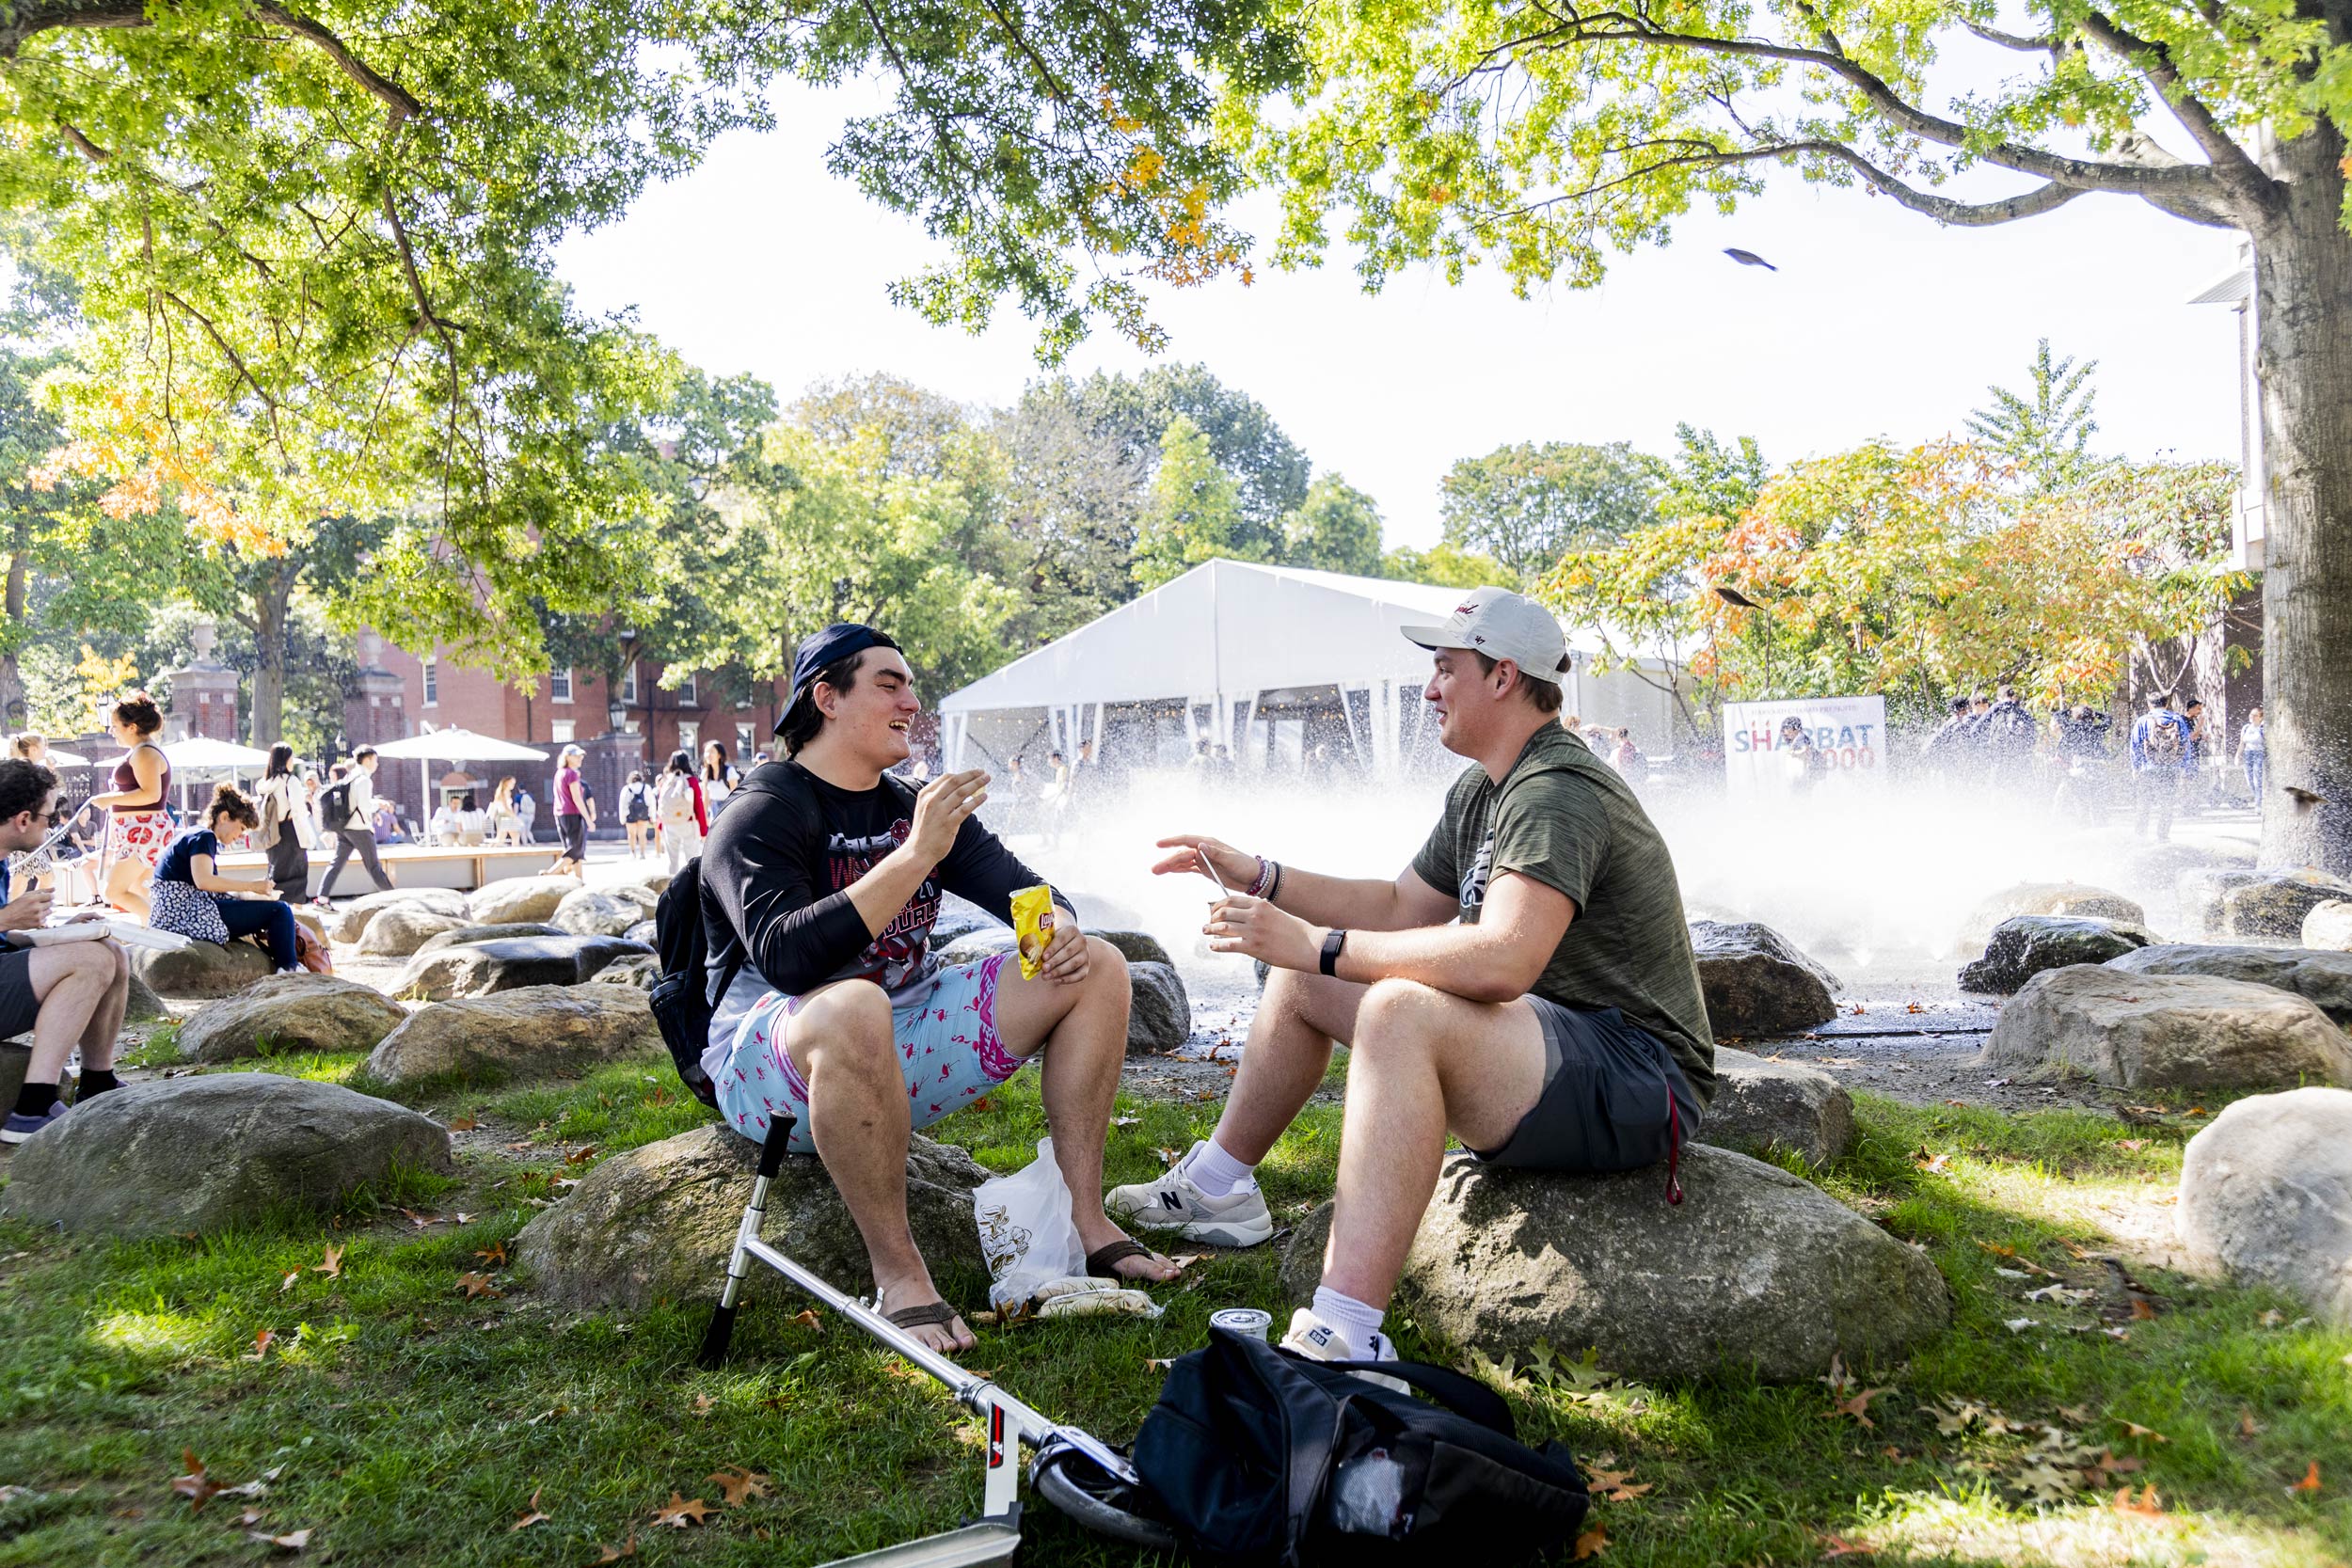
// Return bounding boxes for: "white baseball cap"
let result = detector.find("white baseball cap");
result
[1400,587,1570,684]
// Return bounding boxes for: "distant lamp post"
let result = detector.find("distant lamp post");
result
[608,698,628,735]
[4,697,26,731]
[1713,584,1776,697]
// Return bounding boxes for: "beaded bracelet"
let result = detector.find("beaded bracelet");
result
[1248,855,1275,898]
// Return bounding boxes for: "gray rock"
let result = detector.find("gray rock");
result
[930,895,992,945]
[132,939,272,1000]
[1958,883,2145,952]
[328,888,469,945]
[1689,921,1840,1037]
[0,1073,451,1238]
[355,906,469,958]
[390,935,651,1002]
[1128,961,1191,1054]
[177,974,411,1064]
[1959,915,2150,994]
[2179,867,2352,940]
[125,969,167,1021]
[1705,1048,1854,1166]
[624,919,656,946]
[2302,901,2352,953]
[1279,1147,1947,1383]
[605,863,673,896]
[466,876,581,926]
[2106,943,2352,1026]
[938,927,1017,965]
[550,887,650,938]
[365,984,660,1084]
[413,922,564,956]
[1096,929,1175,968]
[515,1125,989,1309]
[592,954,660,990]
[2177,1087,2352,1326]
[1980,966,2352,1090]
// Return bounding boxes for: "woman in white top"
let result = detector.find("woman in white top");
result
[256,744,319,901]
[654,749,707,875]
[487,776,525,845]
[700,740,740,814]
[429,797,464,845]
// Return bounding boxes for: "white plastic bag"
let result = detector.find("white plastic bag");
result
[974,1137,1087,1309]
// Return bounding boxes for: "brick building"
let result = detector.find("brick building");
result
[348,629,793,835]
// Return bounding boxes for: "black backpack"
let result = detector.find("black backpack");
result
[317,777,355,829]
[1134,1327,1589,1564]
[646,767,793,1109]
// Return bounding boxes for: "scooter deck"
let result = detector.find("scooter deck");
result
[818,1513,1022,1568]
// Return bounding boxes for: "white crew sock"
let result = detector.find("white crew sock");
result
[1311,1287,1390,1357]
[1184,1136,1258,1197]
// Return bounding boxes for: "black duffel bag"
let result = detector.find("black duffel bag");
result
[1132,1327,1589,1564]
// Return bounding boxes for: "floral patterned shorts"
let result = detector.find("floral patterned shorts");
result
[713,955,1022,1154]
[107,810,174,873]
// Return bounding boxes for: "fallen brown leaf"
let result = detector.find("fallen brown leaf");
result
[582,1533,638,1564]
[2129,1296,2158,1322]
[2239,1410,2261,1438]
[1823,1388,1897,1429]
[565,1145,599,1166]
[649,1492,710,1528]
[244,1327,276,1361]
[311,1244,343,1279]
[1571,1523,1607,1560]
[2117,1138,2145,1151]
[455,1273,502,1300]
[512,1487,550,1530]
[170,1449,224,1513]
[691,1393,715,1418]
[2111,1483,2163,1517]
[707,1466,772,1507]
[448,1115,478,1132]
[793,1307,822,1333]
[246,1527,310,1551]
[2116,1420,2169,1443]
[278,1270,300,1293]
[476,1241,508,1266]
[2291,1462,2322,1494]
[400,1208,442,1228]
[1817,1532,1875,1559]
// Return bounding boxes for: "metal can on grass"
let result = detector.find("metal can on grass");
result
[1209,1307,1273,1342]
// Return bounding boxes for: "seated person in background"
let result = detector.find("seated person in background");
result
[487,777,526,845]
[0,759,132,1144]
[699,623,1179,1355]
[454,791,488,846]
[1120,589,1714,1371]
[149,784,305,975]
[428,796,463,846]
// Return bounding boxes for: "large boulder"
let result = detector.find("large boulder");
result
[1981,966,2352,1090]
[2177,1088,2352,1326]
[124,968,167,1021]
[605,863,673,896]
[1688,921,1840,1037]
[1704,1048,1854,1166]
[592,954,660,990]
[1958,883,2144,952]
[938,928,1017,966]
[356,906,469,958]
[391,935,650,1001]
[2303,901,2352,953]
[365,984,660,1084]
[132,939,272,1000]
[466,876,580,926]
[2106,943,2352,1027]
[328,888,468,945]
[0,1073,451,1238]
[1128,961,1191,1054]
[624,919,656,946]
[1096,929,1175,969]
[1280,1147,1947,1383]
[1959,915,2150,994]
[176,974,411,1064]
[2180,867,2352,940]
[515,1125,990,1309]
[413,922,564,956]
[550,887,654,938]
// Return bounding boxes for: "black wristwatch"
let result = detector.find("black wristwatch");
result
[1319,927,1348,977]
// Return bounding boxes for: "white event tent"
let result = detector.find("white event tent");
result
[936,560,1686,773]
[372,727,548,816]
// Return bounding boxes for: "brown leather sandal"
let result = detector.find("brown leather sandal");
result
[882,1300,962,1331]
[1085,1238,1168,1279]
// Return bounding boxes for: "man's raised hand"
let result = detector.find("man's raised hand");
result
[906,769,989,866]
[1152,834,1256,891]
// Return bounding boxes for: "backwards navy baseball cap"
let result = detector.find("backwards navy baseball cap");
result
[776,623,902,733]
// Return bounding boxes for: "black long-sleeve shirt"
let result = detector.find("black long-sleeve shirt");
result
[696,760,1063,1064]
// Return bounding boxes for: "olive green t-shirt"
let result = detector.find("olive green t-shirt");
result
[1411,723,1716,1105]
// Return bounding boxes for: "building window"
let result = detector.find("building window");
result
[550,719,576,744]
[677,721,698,755]
[620,662,637,704]
[737,721,755,758]
[679,671,699,706]
[549,668,573,704]
[422,658,438,707]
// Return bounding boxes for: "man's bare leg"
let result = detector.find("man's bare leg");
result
[1317,980,1546,1310]
[992,938,1180,1283]
[1208,965,1368,1164]
[22,943,117,1085]
[785,979,974,1354]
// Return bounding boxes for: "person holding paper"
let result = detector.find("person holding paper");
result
[0,759,132,1145]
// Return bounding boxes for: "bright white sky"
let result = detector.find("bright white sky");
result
[553,68,2249,553]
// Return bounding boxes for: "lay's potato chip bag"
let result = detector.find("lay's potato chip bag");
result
[1011,884,1055,979]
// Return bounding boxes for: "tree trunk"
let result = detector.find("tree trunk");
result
[246,564,295,747]
[2252,124,2352,876]
[0,542,24,729]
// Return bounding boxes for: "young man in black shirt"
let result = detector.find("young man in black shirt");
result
[699,624,1177,1353]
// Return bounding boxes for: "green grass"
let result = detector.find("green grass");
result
[0,1056,2345,1566]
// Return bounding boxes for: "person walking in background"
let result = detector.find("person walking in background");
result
[2051,704,2114,819]
[1609,726,1642,779]
[2240,705,2266,803]
[147,784,305,974]
[548,745,589,877]
[85,692,174,920]
[701,740,741,816]
[488,776,525,845]
[1982,684,2040,792]
[2129,691,2192,842]
[621,769,655,858]
[321,746,398,896]
[654,749,707,875]
[516,782,538,844]
[256,743,317,902]
[2181,697,2216,808]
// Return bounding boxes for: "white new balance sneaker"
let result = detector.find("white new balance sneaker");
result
[1279,1307,1411,1393]
[1104,1141,1276,1247]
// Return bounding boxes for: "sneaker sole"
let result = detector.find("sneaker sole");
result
[1108,1199,1276,1248]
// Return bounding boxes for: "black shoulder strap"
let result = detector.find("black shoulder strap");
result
[1313,1356,1518,1436]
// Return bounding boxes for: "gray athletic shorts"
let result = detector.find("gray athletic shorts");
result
[1470,998,1702,1175]
[0,948,41,1040]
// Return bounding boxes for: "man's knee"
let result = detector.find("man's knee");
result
[1352,978,1450,1055]
[798,980,896,1063]
[1084,935,1128,992]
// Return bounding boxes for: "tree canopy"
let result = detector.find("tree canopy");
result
[1438,439,1659,585]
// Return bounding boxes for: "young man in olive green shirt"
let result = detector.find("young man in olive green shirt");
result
[1115,588,1712,1370]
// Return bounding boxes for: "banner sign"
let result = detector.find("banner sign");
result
[1724,696,1888,798]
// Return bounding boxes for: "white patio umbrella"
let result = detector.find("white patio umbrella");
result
[371,728,548,829]
[157,736,276,814]
[42,748,87,768]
